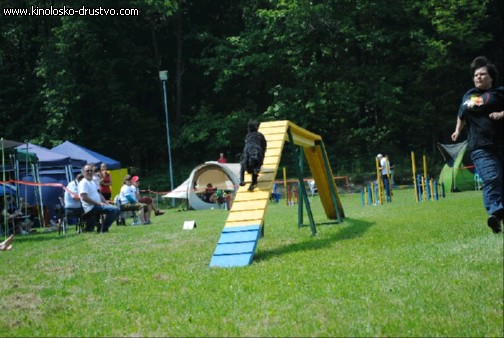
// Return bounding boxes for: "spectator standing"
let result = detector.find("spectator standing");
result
[217,153,228,163]
[451,56,504,233]
[377,154,391,202]
[99,163,112,201]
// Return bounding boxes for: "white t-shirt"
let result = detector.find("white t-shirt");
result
[380,158,390,176]
[93,173,101,191]
[119,184,137,205]
[78,178,102,213]
[64,180,81,209]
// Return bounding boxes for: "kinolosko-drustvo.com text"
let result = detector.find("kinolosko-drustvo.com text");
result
[3,6,140,16]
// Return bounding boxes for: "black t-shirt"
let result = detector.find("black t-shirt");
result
[458,86,504,153]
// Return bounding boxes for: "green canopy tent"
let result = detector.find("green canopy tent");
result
[1,139,40,236]
[438,141,476,192]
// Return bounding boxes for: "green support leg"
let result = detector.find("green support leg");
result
[288,129,316,236]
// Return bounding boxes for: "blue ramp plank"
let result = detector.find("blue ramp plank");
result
[210,253,254,268]
[210,224,261,268]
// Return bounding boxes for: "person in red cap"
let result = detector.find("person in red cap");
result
[131,176,165,216]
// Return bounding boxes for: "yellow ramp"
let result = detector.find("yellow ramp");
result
[210,120,344,267]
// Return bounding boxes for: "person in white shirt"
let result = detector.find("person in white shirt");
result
[64,174,84,216]
[78,164,120,233]
[377,154,391,201]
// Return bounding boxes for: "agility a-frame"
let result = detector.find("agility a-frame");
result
[210,120,344,267]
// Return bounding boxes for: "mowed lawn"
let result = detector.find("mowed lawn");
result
[0,188,502,337]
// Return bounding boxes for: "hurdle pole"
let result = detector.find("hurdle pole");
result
[425,176,431,201]
[430,178,435,201]
[283,167,288,206]
[375,157,384,205]
[417,174,423,202]
[386,158,392,203]
[423,154,428,182]
[411,151,419,202]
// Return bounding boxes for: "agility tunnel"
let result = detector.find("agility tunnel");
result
[210,120,344,267]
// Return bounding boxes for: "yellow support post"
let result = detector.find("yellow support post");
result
[411,151,418,202]
[375,158,383,205]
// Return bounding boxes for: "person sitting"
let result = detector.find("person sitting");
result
[1,201,25,235]
[203,183,217,203]
[64,173,85,217]
[1,195,33,235]
[78,164,120,233]
[119,175,150,225]
[18,199,35,232]
[131,176,164,216]
[0,235,14,251]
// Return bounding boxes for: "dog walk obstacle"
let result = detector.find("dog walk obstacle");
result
[210,120,345,268]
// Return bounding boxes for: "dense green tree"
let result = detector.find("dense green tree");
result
[0,0,502,186]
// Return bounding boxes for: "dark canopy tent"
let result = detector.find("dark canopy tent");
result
[18,143,85,168]
[51,141,121,169]
[14,144,86,222]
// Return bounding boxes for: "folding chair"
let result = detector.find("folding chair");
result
[57,196,86,235]
[114,195,140,225]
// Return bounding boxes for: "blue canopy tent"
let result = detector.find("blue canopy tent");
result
[15,143,86,224]
[51,141,121,169]
[0,184,16,196]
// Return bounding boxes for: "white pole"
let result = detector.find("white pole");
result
[160,71,175,207]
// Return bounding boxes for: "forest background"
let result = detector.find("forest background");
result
[1,0,503,191]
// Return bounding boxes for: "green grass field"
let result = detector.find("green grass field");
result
[1,189,502,337]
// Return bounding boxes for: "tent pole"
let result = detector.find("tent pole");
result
[1,138,7,237]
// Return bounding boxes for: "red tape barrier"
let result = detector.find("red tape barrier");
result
[0,179,79,199]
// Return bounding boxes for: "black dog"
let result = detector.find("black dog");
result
[240,121,267,191]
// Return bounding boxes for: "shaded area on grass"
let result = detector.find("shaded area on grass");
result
[255,217,373,262]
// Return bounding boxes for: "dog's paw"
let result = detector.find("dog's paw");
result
[240,181,246,186]
[248,185,255,191]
